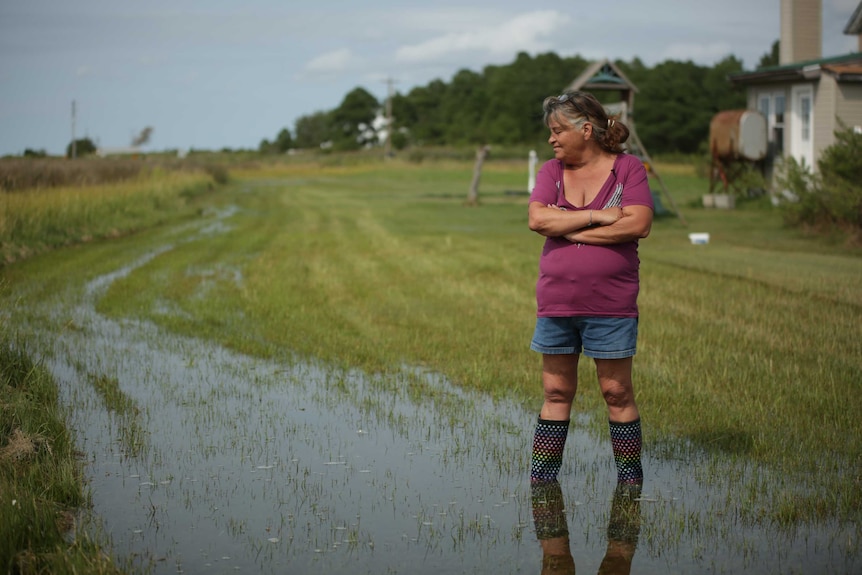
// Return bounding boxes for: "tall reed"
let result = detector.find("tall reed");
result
[1,170,214,264]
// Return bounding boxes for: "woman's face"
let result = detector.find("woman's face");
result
[547,113,588,163]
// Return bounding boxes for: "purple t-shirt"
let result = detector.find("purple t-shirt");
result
[529,153,653,318]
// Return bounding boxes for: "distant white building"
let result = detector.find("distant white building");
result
[96,146,142,158]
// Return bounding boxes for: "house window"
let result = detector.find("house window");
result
[800,94,811,142]
[759,96,770,118]
[760,92,785,156]
[773,94,785,154]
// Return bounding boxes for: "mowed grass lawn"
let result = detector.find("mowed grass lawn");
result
[5,155,861,525]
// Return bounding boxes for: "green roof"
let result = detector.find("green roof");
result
[731,51,862,78]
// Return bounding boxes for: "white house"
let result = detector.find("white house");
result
[729,0,862,174]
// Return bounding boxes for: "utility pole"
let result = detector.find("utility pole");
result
[383,77,395,159]
[71,100,77,159]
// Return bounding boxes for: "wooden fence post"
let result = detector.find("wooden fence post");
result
[466,145,491,206]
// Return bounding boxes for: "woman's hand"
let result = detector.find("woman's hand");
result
[564,205,653,245]
[529,202,623,238]
[550,205,622,227]
[591,206,623,226]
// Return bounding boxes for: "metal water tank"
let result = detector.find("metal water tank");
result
[709,110,767,161]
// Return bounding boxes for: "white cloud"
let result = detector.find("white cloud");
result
[395,10,570,63]
[305,48,355,74]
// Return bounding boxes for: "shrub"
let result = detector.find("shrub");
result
[201,163,230,185]
[775,124,862,235]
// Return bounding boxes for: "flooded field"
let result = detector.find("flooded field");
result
[11,208,860,575]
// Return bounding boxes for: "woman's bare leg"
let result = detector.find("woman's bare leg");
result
[595,357,643,484]
[531,354,579,483]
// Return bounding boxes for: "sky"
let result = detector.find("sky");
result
[1,0,859,156]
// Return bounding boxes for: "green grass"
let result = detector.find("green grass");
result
[3,155,861,530]
[0,337,125,575]
[87,373,147,458]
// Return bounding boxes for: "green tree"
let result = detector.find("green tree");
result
[65,137,96,158]
[389,92,413,144]
[331,87,380,151]
[483,52,588,146]
[758,40,780,69]
[704,55,747,112]
[399,80,449,145]
[820,122,862,184]
[439,69,487,145]
[634,59,742,154]
[294,111,334,149]
[258,138,275,154]
[617,57,649,88]
[482,57,534,145]
[274,127,293,152]
[282,49,768,156]
[260,127,294,154]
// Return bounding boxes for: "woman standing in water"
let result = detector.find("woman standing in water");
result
[527,90,653,487]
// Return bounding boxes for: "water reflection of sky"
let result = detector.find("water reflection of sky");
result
[19,236,860,575]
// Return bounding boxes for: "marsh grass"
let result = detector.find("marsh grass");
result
[87,373,147,457]
[0,339,124,574]
[0,156,232,192]
[0,157,146,191]
[0,168,216,264]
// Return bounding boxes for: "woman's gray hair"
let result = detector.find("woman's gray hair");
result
[542,91,630,154]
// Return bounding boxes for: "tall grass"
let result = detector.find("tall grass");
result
[0,156,230,192]
[0,169,215,265]
[0,336,124,574]
[0,158,146,191]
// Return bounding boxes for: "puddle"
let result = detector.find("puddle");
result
[11,208,860,575]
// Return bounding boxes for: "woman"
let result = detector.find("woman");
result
[527,90,653,487]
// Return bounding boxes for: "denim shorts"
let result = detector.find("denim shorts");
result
[530,316,638,359]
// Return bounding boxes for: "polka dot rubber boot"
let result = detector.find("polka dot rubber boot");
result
[609,419,643,485]
[530,417,569,483]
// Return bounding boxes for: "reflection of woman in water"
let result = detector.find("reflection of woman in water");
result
[531,481,641,575]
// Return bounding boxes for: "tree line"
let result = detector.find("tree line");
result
[263,44,779,157]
